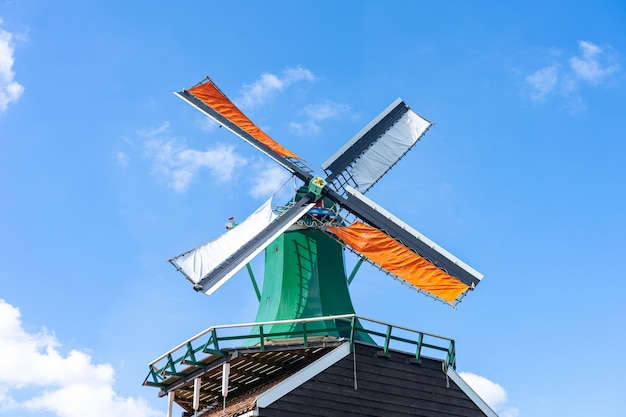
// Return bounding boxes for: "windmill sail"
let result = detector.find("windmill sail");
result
[351,109,431,192]
[326,186,482,304]
[169,198,277,294]
[175,78,314,183]
[322,99,432,194]
[186,194,317,295]
[327,222,470,303]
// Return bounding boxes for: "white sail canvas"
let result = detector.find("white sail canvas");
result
[351,110,431,192]
[171,198,277,285]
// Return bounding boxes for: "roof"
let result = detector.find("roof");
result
[144,315,495,416]
[155,340,497,417]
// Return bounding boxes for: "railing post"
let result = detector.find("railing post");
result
[259,324,265,352]
[303,321,308,348]
[446,340,456,370]
[211,328,219,351]
[143,365,164,387]
[383,325,392,356]
[201,328,228,357]
[163,353,185,377]
[415,333,423,363]
[182,342,196,364]
[349,316,356,352]
[166,353,176,375]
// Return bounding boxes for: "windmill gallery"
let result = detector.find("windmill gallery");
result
[143,77,495,417]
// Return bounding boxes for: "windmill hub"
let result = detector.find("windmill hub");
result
[308,176,327,200]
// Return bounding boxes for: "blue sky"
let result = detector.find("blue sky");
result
[1,1,625,416]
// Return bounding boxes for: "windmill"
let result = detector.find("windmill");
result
[144,77,494,417]
[167,77,483,340]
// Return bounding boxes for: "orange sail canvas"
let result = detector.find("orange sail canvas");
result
[328,222,469,302]
[188,80,300,159]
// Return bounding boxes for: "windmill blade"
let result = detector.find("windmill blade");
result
[169,197,277,288]
[322,99,433,195]
[325,186,482,304]
[171,192,317,296]
[327,221,471,304]
[175,77,315,183]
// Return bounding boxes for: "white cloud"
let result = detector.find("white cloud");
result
[460,372,520,417]
[0,22,24,111]
[139,122,248,193]
[570,40,620,84]
[304,101,351,121]
[289,100,351,136]
[289,119,321,136]
[138,122,171,137]
[0,299,162,417]
[237,66,315,108]
[115,151,129,166]
[248,160,292,200]
[146,139,247,192]
[524,40,620,109]
[525,65,559,102]
[136,122,298,198]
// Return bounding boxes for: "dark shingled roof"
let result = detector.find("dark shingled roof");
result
[161,339,496,417]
